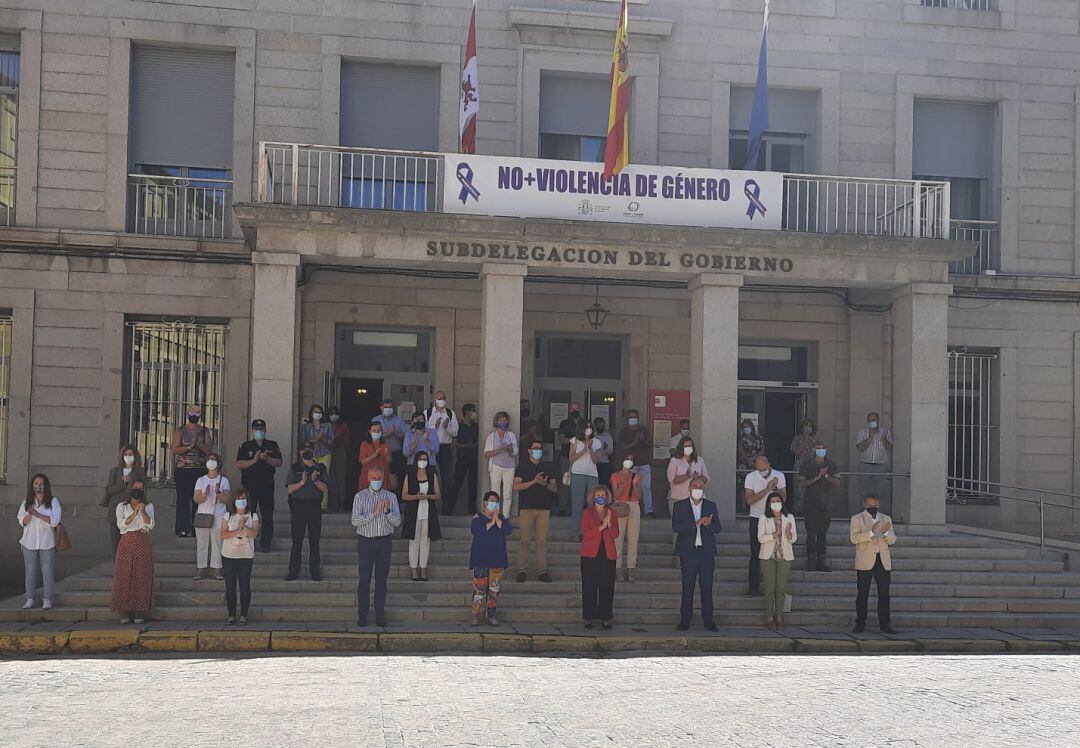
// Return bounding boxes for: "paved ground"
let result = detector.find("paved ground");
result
[2,653,1077,746]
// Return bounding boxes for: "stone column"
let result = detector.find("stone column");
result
[891,282,952,525]
[478,264,526,512]
[846,310,885,516]
[690,274,743,523]
[251,252,301,504]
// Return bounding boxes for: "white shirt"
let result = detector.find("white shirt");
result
[570,437,602,477]
[18,498,62,550]
[744,469,787,518]
[194,474,230,517]
[222,512,258,559]
[426,406,459,445]
[417,481,430,521]
[116,502,156,534]
[857,426,893,464]
[690,499,703,547]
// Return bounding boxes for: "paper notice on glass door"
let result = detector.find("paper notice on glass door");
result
[653,419,673,461]
[550,402,568,427]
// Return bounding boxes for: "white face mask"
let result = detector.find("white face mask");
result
[417,460,428,469]
[759,469,770,477]
[206,460,219,471]
[123,454,136,465]
[690,488,704,500]
[622,459,634,470]
[436,399,446,408]
[311,412,322,421]
[584,428,593,437]
[683,445,694,456]
[770,502,783,513]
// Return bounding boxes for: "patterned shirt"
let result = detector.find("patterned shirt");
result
[857,426,893,465]
[351,487,403,538]
[299,421,335,458]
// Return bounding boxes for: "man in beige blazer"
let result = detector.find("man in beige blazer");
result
[849,494,897,634]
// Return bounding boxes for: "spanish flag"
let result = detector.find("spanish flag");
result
[603,0,630,179]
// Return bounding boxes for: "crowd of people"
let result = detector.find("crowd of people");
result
[15,397,899,634]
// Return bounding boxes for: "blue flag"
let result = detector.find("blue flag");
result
[745,1,770,170]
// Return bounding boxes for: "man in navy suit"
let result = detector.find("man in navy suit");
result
[672,476,721,631]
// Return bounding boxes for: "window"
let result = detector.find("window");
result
[913,99,997,273]
[122,320,228,483]
[728,87,817,172]
[921,0,994,10]
[339,62,439,211]
[737,345,810,382]
[0,43,19,226]
[0,314,11,479]
[538,73,610,163]
[128,46,235,238]
[947,348,998,502]
[336,327,432,375]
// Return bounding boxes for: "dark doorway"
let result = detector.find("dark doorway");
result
[340,377,383,494]
[761,391,805,472]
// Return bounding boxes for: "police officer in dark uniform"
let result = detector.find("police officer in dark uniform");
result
[235,419,283,552]
[797,441,841,571]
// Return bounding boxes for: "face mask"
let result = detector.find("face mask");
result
[595,424,605,434]
[869,420,878,429]
[123,454,136,466]
[417,460,429,469]
[770,501,783,513]
[594,496,607,507]
[759,469,770,477]
[311,412,322,421]
[866,506,879,517]
[34,485,45,494]
[371,431,382,441]
[301,451,314,461]
[206,460,219,471]
[497,421,508,430]
[254,430,266,441]
[436,399,446,408]
[370,480,383,492]
[382,407,394,417]
[690,488,704,500]
[329,414,339,423]
[743,426,752,435]
[235,499,248,511]
[413,422,426,431]
[521,408,531,418]
[486,501,500,513]
[585,428,593,437]
[622,459,634,470]
[569,410,580,420]
[683,445,694,456]
[131,489,145,501]
[803,426,813,434]
[531,449,543,460]
[628,418,639,427]
[680,429,691,437]
[815,448,827,458]
[188,413,201,423]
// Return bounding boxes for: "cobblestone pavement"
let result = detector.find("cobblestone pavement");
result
[2,653,1077,746]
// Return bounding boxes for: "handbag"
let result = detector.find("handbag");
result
[562,471,571,487]
[611,501,631,518]
[54,523,72,551]
[193,512,215,529]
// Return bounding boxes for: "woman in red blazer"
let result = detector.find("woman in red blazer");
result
[580,484,621,629]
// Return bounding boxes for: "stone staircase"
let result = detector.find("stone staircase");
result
[4,514,1080,629]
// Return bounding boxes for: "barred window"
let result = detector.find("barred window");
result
[0,44,19,226]
[121,319,228,483]
[921,0,994,10]
[0,313,11,479]
[947,348,998,501]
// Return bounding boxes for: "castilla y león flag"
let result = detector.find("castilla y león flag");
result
[603,0,630,179]
[459,0,479,154]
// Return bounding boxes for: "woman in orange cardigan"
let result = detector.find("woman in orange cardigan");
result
[580,484,621,629]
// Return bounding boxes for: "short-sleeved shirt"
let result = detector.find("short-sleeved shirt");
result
[743,468,786,518]
[222,512,258,559]
[570,437,602,477]
[286,461,326,503]
[236,438,282,493]
[557,417,578,457]
[194,474,231,517]
[800,456,839,506]
[515,460,557,511]
[617,426,652,466]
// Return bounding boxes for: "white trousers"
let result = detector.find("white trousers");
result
[409,517,430,568]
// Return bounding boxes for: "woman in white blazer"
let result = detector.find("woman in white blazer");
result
[757,490,797,629]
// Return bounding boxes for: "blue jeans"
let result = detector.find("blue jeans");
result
[570,473,599,529]
[22,546,55,601]
[633,464,654,514]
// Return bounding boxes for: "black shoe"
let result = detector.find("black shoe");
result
[747,588,761,598]
[259,546,271,554]
[375,619,386,628]
[645,512,656,519]
[584,621,595,629]
[704,621,718,632]
[676,621,690,631]
[357,618,368,627]
[284,574,298,581]
[880,625,899,635]
[311,575,322,582]
[852,622,866,633]
[538,572,553,583]
[817,557,832,572]
[516,572,527,583]
[600,620,612,630]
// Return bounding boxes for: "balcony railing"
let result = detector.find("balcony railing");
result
[128,174,233,239]
[920,0,994,10]
[950,219,998,274]
[257,142,950,240]
[0,164,14,226]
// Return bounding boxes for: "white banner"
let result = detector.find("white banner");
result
[442,154,782,231]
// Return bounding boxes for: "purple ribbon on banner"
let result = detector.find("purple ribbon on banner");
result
[744,179,767,220]
[456,162,481,205]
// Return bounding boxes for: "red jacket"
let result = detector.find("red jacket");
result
[580,506,620,559]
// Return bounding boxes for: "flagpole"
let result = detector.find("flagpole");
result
[459,0,479,155]
[744,0,770,170]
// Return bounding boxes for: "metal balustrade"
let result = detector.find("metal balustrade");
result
[128,173,233,239]
[949,219,998,274]
[921,0,994,10]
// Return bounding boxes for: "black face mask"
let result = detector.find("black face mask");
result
[300,452,314,461]
[187,414,201,424]
[521,408,531,418]
[131,489,146,501]
[413,422,426,431]
[595,424,606,434]
[866,506,879,518]
[569,410,580,420]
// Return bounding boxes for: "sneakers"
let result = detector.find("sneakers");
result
[213,570,224,581]
[515,571,527,583]
[487,616,501,627]
[538,572,553,583]
[133,617,145,624]
[226,616,237,626]
[22,599,34,610]
[42,599,53,610]
[599,620,612,630]
[238,616,248,626]
[120,616,133,624]
[470,615,483,627]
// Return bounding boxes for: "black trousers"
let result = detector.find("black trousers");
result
[597,462,613,488]
[580,547,616,621]
[804,499,832,558]
[248,484,275,552]
[447,450,478,516]
[679,550,716,625]
[748,517,762,593]
[287,499,322,578]
[222,556,253,617]
[357,535,393,623]
[437,444,455,509]
[856,556,891,627]
[173,467,205,536]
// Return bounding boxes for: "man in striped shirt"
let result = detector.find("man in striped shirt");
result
[351,467,401,627]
